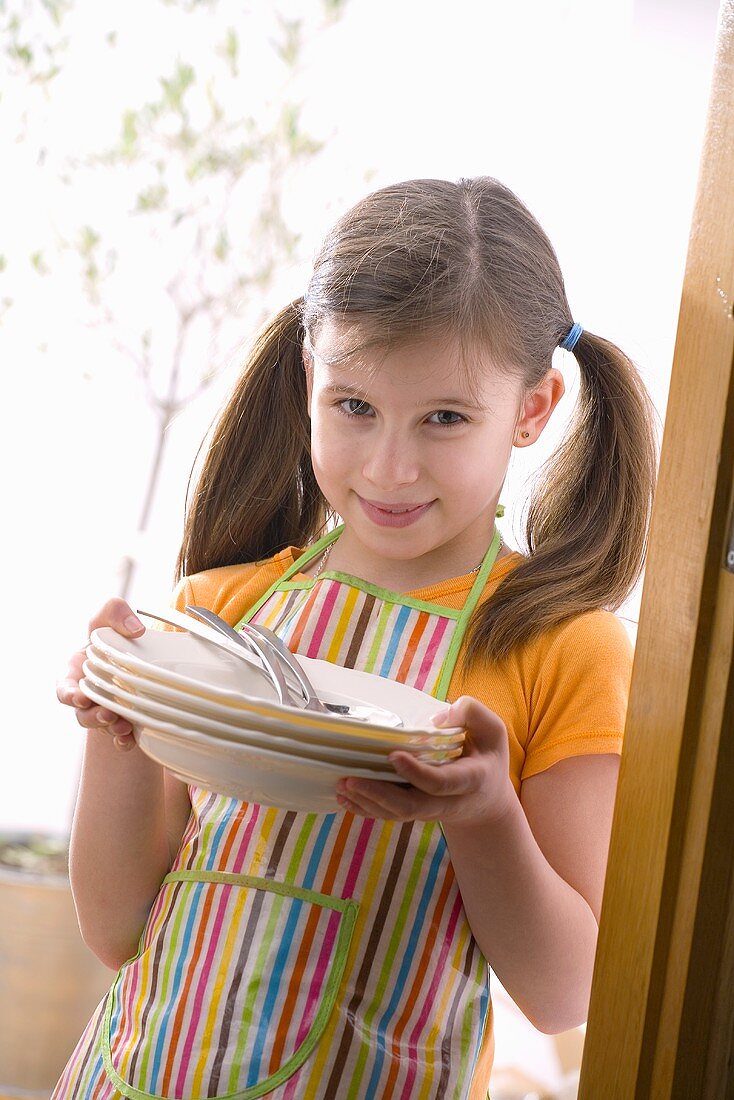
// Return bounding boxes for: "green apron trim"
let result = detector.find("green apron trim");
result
[162,869,356,912]
[238,514,504,633]
[237,521,503,702]
[239,525,342,627]
[432,525,502,701]
[102,870,359,1100]
[274,574,463,618]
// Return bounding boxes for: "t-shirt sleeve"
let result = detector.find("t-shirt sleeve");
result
[140,575,196,634]
[522,609,635,782]
[171,574,196,615]
[167,558,284,625]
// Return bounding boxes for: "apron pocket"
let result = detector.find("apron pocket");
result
[102,869,358,1100]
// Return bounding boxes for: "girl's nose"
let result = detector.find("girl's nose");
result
[361,431,420,489]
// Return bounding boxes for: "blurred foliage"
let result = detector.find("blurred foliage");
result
[1,0,72,81]
[2,0,351,596]
[2,0,346,335]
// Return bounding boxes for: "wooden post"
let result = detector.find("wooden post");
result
[579,1,734,1096]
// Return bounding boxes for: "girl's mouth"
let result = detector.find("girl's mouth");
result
[357,496,434,528]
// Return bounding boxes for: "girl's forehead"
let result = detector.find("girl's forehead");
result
[308,323,520,402]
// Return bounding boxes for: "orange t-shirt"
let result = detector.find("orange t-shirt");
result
[173,545,633,795]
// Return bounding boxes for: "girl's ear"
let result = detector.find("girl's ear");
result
[302,346,314,416]
[514,368,565,445]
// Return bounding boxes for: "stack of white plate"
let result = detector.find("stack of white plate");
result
[81,626,466,813]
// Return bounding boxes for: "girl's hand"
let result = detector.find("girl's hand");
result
[56,599,145,752]
[335,695,516,827]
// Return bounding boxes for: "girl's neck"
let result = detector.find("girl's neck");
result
[301,528,514,593]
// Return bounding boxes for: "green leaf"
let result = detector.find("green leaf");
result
[40,0,72,27]
[282,103,300,145]
[214,228,229,262]
[135,183,168,212]
[222,27,238,75]
[31,251,49,274]
[10,43,33,66]
[121,110,138,158]
[278,103,322,157]
[272,15,302,68]
[160,60,195,112]
[322,0,349,19]
[205,78,224,124]
[79,226,100,256]
[36,64,61,84]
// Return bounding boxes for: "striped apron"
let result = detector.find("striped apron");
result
[53,525,501,1100]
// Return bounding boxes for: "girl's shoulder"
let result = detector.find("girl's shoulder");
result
[479,550,635,666]
[171,546,304,623]
[533,605,634,662]
[457,604,636,789]
[526,608,636,711]
[520,608,635,778]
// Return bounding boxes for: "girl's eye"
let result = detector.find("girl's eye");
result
[429,410,466,427]
[335,400,466,427]
[338,398,373,417]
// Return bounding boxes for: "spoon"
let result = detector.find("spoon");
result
[185,605,404,728]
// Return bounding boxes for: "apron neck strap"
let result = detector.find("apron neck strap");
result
[242,522,504,693]
[240,524,344,624]
[280,524,344,583]
[432,525,503,701]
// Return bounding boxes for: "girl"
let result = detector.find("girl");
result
[55,176,658,1099]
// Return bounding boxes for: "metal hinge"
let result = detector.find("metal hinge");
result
[727,503,734,572]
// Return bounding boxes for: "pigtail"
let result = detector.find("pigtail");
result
[175,298,329,580]
[464,330,660,664]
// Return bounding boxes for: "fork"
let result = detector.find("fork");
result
[186,605,330,713]
[136,607,290,705]
[185,605,403,727]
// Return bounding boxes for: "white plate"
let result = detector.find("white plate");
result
[85,648,464,755]
[83,661,461,768]
[79,678,409,813]
[91,629,279,700]
[90,627,464,742]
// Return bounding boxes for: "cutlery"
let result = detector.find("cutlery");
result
[136,608,288,705]
[185,605,404,728]
[186,605,329,714]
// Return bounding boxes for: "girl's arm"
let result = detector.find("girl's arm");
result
[441,751,617,1033]
[58,600,192,970]
[335,695,618,1034]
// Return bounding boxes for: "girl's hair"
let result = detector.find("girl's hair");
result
[176,177,659,664]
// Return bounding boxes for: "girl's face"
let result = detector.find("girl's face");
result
[304,321,563,587]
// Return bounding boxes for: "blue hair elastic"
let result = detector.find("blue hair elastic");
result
[560,322,583,351]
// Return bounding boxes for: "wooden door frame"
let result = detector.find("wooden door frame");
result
[579,2,734,1095]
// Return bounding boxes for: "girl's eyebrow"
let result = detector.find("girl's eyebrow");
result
[322,381,484,409]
